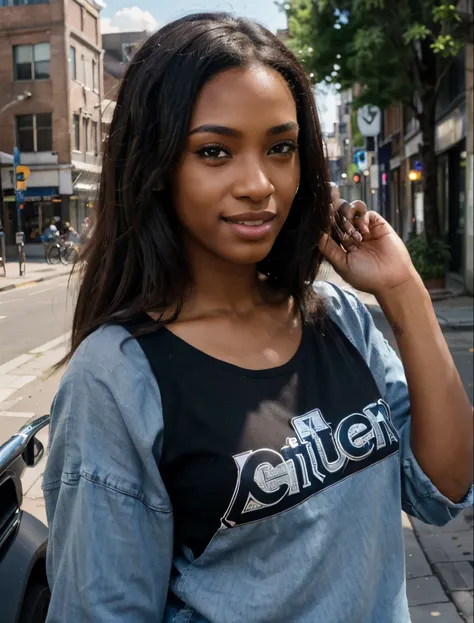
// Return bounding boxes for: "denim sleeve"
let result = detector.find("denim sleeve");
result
[318,281,473,526]
[42,325,173,622]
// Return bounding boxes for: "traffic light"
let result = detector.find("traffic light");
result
[353,173,361,184]
[15,165,30,191]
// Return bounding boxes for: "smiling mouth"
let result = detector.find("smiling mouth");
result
[223,219,267,226]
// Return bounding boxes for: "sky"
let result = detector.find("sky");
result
[100,0,338,132]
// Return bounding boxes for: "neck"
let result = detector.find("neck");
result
[184,241,266,316]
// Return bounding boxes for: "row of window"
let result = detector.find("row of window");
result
[0,0,48,6]
[69,46,99,91]
[72,115,99,153]
[12,43,99,91]
[15,113,99,154]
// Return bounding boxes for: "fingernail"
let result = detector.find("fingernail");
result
[352,231,363,243]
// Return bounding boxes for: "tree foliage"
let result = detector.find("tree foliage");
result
[284,0,467,111]
[283,0,470,244]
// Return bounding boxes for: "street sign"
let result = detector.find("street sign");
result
[15,165,30,191]
[13,146,21,168]
[16,231,25,245]
[357,105,382,137]
[16,190,24,203]
[354,149,368,172]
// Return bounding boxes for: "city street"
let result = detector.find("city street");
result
[0,274,73,365]
[0,274,472,621]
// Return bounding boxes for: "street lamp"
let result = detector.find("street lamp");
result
[0,91,32,117]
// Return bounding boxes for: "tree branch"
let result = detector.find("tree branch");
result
[434,57,454,97]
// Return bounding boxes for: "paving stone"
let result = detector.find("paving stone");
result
[419,532,474,564]
[451,591,474,623]
[407,576,450,606]
[405,530,433,579]
[433,562,474,592]
[409,602,464,623]
[21,496,47,526]
[411,511,474,537]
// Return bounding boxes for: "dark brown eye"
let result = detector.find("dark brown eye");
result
[268,141,298,156]
[196,144,230,160]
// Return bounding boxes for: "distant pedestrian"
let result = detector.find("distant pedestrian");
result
[79,217,90,245]
[43,13,473,623]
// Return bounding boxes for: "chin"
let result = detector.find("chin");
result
[219,242,275,266]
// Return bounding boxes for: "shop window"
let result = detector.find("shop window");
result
[16,112,52,152]
[73,114,80,151]
[69,46,77,81]
[13,43,50,81]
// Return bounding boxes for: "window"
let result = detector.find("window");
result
[81,55,87,85]
[1,0,48,6]
[13,43,50,80]
[69,46,77,81]
[80,5,84,31]
[73,115,80,151]
[16,115,34,151]
[82,117,89,152]
[92,59,97,91]
[16,113,52,152]
[92,121,98,153]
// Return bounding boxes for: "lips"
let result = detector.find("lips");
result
[221,212,276,242]
[222,211,276,225]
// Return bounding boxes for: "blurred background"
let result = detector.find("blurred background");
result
[0,3,472,621]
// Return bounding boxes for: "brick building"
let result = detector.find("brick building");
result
[0,0,103,255]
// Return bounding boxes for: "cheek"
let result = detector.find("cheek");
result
[173,161,222,225]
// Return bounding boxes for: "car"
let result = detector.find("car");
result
[0,415,50,622]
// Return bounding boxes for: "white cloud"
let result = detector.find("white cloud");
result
[101,7,159,34]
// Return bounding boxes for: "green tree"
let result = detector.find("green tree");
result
[285,0,470,243]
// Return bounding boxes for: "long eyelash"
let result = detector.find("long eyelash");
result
[195,143,227,156]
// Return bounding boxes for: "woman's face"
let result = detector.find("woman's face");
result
[174,64,300,267]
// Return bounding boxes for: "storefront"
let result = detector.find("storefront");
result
[3,187,61,249]
[435,103,467,275]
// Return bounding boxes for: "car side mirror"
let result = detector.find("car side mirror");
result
[22,437,44,467]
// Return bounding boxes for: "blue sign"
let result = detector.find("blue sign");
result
[354,149,368,172]
[16,190,24,203]
[13,146,21,168]
[414,160,423,172]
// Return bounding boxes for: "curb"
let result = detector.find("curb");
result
[0,268,71,293]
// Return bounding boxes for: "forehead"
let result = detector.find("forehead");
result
[190,65,297,129]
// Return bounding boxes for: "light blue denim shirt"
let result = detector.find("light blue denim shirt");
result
[43,282,473,623]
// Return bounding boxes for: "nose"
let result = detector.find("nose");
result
[231,157,275,203]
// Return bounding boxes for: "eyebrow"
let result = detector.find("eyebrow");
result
[189,121,299,138]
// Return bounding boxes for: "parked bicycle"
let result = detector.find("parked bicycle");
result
[43,235,79,266]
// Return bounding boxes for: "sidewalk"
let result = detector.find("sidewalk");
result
[320,263,474,331]
[0,258,71,292]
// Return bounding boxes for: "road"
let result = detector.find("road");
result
[0,275,73,365]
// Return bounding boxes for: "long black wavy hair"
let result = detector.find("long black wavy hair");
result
[64,12,331,363]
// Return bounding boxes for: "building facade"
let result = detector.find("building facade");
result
[0,0,103,255]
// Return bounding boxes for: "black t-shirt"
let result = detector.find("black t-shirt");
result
[126,314,399,558]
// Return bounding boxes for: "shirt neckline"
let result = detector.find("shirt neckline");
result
[159,322,307,378]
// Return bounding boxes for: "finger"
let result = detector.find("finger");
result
[336,199,368,223]
[341,216,363,244]
[319,232,348,272]
[334,200,367,241]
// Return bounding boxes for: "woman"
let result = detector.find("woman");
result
[43,13,473,623]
